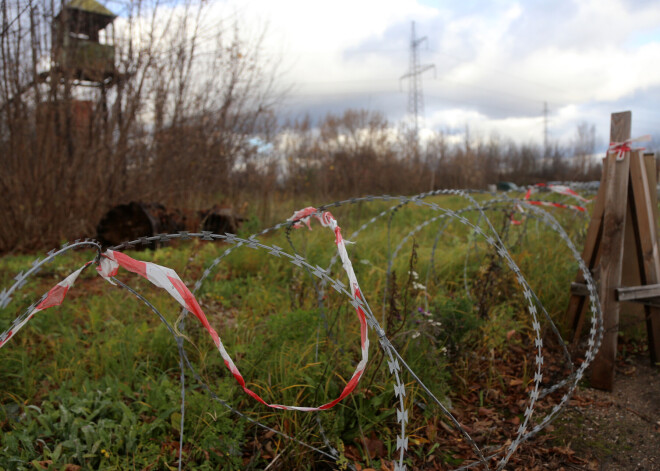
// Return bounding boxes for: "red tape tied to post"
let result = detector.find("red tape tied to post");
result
[608,135,651,161]
[0,208,368,411]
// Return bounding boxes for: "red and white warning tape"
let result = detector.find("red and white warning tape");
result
[509,186,587,225]
[522,184,587,212]
[0,208,368,411]
[0,262,92,348]
[526,200,586,212]
[525,183,591,204]
[608,135,651,161]
[286,207,369,409]
[510,204,524,225]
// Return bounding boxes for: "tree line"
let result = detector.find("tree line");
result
[0,0,652,252]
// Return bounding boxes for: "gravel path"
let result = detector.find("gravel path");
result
[553,354,660,470]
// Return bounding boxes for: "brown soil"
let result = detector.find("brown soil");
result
[548,353,660,471]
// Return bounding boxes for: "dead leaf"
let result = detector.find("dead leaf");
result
[409,436,429,445]
[380,461,394,471]
[622,366,636,376]
[361,433,385,459]
[478,407,494,416]
[33,461,53,469]
[439,420,454,433]
[344,445,362,461]
[473,419,494,429]
[550,444,575,456]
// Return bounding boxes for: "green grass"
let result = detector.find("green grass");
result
[0,194,593,470]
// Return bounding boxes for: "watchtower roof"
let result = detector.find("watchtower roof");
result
[55,0,116,32]
[64,0,115,18]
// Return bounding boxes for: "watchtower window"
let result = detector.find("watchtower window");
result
[70,31,91,41]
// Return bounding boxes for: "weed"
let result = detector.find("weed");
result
[0,193,595,469]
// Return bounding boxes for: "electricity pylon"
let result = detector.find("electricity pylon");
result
[400,21,435,147]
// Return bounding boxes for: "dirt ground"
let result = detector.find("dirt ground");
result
[548,353,660,470]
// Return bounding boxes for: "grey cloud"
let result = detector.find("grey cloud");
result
[279,0,659,147]
[280,90,407,125]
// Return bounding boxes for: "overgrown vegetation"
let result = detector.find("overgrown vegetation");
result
[0,0,280,253]
[0,196,596,469]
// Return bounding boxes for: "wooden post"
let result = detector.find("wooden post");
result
[589,112,631,390]
[620,195,645,327]
[566,162,607,343]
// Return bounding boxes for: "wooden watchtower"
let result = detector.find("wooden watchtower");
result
[51,0,119,85]
[36,0,122,145]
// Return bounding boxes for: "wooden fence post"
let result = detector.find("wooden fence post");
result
[589,112,631,390]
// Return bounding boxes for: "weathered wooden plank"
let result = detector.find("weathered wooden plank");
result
[590,111,631,391]
[570,282,590,297]
[643,153,658,210]
[615,283,660,301]
[628,150,660,364]
[621,194,645,319]
[567,157,608,344]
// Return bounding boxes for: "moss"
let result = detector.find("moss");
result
[67,0,115,18]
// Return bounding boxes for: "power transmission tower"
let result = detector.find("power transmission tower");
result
[400,21,435,147]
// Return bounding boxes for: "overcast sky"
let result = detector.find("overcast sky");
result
[203,0,660,149]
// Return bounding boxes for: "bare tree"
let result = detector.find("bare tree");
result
[573,121,596,177]
[0,0,281,252]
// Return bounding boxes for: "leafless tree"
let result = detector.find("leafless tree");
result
[0,0,282,252]
[573,121,596,177]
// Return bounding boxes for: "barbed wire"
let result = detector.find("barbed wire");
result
[0,186,602,470]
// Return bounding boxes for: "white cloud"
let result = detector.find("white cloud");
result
[517,42,660,104]
[169,0,660,145]
[424,107,545,143]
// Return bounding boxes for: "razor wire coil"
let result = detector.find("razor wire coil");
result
[0,186,602,471]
